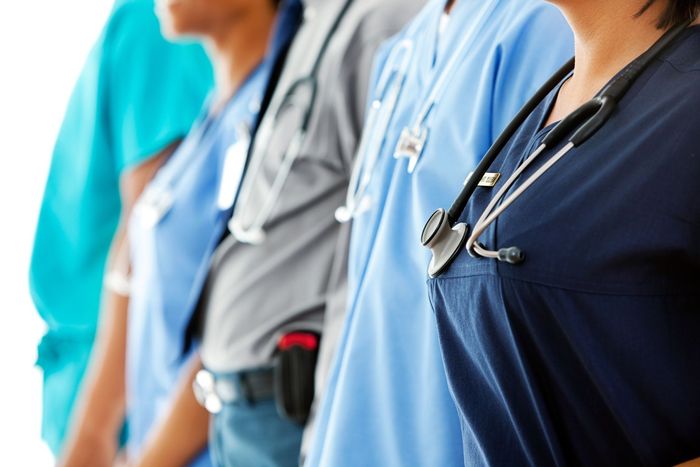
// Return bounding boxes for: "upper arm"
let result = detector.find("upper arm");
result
[119,140,178,213]
[103,1,212,174]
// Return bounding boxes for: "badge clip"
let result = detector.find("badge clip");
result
[394,126,428,174]
[134,187,174,228]
[218,137,250,211]
[464,172,501,188]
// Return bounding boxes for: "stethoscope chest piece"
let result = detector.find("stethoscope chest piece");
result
[422,208,469,278]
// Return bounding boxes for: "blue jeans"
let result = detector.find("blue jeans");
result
[210,398,303,467]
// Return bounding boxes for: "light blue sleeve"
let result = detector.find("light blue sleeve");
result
[104,0,213,172]
[490,3,574,139]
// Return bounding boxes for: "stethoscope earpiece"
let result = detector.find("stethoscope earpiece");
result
[422,209,470,278]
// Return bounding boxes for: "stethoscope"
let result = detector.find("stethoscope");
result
[335,0,498,223]
[228,0,354,245]
[334,39,414,223]
[133,92,259,229]
[133,108,217,229]
[421,21,691,278]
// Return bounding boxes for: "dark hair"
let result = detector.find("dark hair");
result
[637,0,700,28]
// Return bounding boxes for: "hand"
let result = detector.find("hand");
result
[113,451,132,467]
[57,429,118,467]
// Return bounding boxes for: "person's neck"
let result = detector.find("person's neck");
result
[546,0,671,124]
[444,0,456,15]
[206,9,276,114]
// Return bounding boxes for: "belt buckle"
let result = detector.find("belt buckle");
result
[193,369,225,414]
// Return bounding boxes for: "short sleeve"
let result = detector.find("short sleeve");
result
[491,3,574,139]
[104,0,213,172]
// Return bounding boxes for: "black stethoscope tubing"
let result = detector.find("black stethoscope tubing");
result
[423,20,691,277]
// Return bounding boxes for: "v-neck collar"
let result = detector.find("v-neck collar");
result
[426,0,482,71]
[410,0,498,128]
[415,1,444,75]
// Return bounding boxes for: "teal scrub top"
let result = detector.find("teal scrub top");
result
[29,0,212,454]
[30,0,213,337]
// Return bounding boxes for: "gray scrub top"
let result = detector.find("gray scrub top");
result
[199,0,418,373]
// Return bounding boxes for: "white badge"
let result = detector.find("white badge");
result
[394,126,428,173]
[134,186,174,229]
[217,138,249,210]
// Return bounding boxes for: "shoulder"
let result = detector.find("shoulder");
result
[106,0,157,30]
[661,26,700,73]
[102,0,163,49]
[341,0,428,52]
[491,0,571,47]
[646,28,700,123]
[646,27,700,109]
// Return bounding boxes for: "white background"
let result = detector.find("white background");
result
[0,0,113,463]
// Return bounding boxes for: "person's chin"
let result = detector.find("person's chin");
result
[155,4,188,38]
[155,0,184,9]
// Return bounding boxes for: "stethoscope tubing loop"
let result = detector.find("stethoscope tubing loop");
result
[470,143,546,233]
[541,98,602,147]
[429,20,693,274]
[466,141,575,258]
[446,57,576,224]
[230,0,354,243]
[337,40,415,223]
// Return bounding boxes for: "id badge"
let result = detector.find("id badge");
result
[217,137,250,211]
[394,126,428,173]
[134,186,174,229]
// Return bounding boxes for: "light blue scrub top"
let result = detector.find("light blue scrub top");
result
[126,64,268,465]
[306,1,573,466]
[29,0,212,454]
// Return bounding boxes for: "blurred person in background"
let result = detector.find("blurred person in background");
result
[426,0,700,464]
[29,0,212,461]
[179,0,423,465]
[305,0,573,466]
[57,0,304,465]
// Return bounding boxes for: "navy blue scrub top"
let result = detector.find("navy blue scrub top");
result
[428,26,700,467]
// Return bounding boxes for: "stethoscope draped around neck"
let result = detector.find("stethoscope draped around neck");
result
[422,21,691,278]
[336,0,499,223]
[228,0,354,245]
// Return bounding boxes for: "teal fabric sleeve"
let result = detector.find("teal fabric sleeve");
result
[106,0,213,171]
